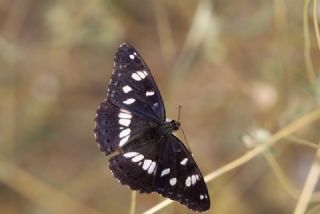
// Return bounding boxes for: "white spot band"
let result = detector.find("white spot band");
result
[160,168,170,177]
[123,98,136,105]
[119,118,131,127]
[146,91,155,96]
[170,178,177,186]
[122,85,132,93]
[180,158,188,165]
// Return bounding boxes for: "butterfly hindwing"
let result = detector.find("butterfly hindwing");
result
[94,100,155,155]
[109,135,161,193]
[109,134,210,212]
[108,43,165,122]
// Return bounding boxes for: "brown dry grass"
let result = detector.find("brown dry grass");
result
[1,0,320,213]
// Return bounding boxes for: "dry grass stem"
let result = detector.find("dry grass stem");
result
[173,0,213,75]
[152,1,176,62]
[294,143,320,214]
[0,162,102,214]
[313,0,320,49]
[263,151,320,202]
[130,191,137,214]
[286,135,319,149]
[304,0,317,84]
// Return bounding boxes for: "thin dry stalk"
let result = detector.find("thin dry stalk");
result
[294,143,320,214]
[130,191,137,214]
[313,0,320,49]
[152,1,176,63]
[0,162,102,214]
[304,0,317,84]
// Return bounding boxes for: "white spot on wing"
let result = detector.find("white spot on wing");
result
[132,154,144,162]
[170,178,177,186]
[129,54,134,59]
[200,194,204,200]
[147,162,156,174]
[137,71,146,78]
[131,73,142,81]
[119,135,129,146]
[122,85,132,93]
[119,118,131,127]
[142,159,152,170]
[191,175,197,185]
[119,112,132,119]
[119,128,131,138]
[185,176,191,187]
[143,70,148,76]
[180,158,188,165]
[146,91,155,96]
[160,168,170,177]
[123,152,139,158]
[123,98,136,105]
[120,109,130,114]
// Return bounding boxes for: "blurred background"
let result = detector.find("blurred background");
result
[1,0,320,213]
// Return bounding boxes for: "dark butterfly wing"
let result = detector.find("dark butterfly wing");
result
[108,43,166,122]
[109,134,210,212]
[155,135,210,212]
[94,100,156,155]
[109,133,161,193]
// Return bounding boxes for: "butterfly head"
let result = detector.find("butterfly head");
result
[171,120,181,131]
[165,118,180,132]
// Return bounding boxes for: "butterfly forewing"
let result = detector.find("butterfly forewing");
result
[108,43,165,122]
[95,100,155,154]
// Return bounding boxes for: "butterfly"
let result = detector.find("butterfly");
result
[94,43,210,212]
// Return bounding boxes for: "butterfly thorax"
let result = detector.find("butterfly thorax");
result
[153,120,180,137]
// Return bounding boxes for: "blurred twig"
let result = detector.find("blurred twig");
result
[294,142,320,214]
[0,161,102,214]
[263,151,300,199]
[263,150,320,202]
[172,0,213,76]
[152,1,176,63]
[272,0,289,98]
[130,191,136,214]
[304,0,317,85]
[313,0,320,49]
[1,0,31,157]
[273,0,288,36]
[286,135,319,149]
[307,203,320,214]
[143,108,320,214]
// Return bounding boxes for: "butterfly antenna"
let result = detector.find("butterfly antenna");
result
[177,104,182,122]
[180,126,192,153]
[177,105,192,153]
